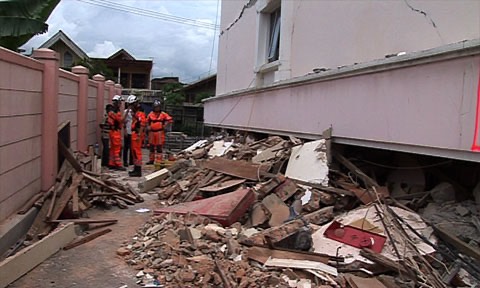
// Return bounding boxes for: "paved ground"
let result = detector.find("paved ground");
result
[10,153,161,288]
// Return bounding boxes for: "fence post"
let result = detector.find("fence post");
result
[105,80,115,101]
[114,83,122,96]
[93,74,105,146]
[72,66,90,152]
[32,48,59,192]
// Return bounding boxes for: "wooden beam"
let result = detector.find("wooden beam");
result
[58,139,82,172]
[333,152,379,188]
[81,172,125,194]
[126,183,144,202]
[247,246,330,265]
[0,223,77,288]
[264,257,337,276]
[203,157,269,181]
[433,224,480,262]
[242,206,334,247]
[49,219,118,224]
[50,173,84,221]
[360,249,415,278]
[63,228,112,250]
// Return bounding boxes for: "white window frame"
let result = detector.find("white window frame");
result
[255,0,281,73]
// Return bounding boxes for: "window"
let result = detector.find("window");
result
[268,8,281,63]
[63,51,73,67]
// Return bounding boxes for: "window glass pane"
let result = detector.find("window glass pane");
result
[268,9,281,62]
[64,51,73,67]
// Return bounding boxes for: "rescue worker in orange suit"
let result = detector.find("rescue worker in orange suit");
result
[146,99,173,165]
[108,95,126,171]
[127,95,146,177]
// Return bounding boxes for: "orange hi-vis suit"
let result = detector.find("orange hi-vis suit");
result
[107,109,123,167]
[131,110,147,166]
[147,111,173,163]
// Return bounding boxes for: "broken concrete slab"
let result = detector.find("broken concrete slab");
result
[262,194,290,227]
[207,140,233,157]
[285,140,329,186]
[138,168,170,193]
[0,222,77,288]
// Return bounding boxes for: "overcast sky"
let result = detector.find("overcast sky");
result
[23,0,221,83]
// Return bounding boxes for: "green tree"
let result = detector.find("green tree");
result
[72,58,115,80]
[195,91,213,104]
[163,83,185,106]
[0,0,60,51]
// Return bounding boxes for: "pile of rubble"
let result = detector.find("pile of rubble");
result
[17,141,144,244]
[118,135,480,288]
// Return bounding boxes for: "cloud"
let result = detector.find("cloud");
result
[88,41,120,58]
[22,0,220,83]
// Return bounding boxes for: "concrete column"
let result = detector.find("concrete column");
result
[105,80,115,101]
[32,48,59,192]
[72,66,89,152]
[93,74,105,146]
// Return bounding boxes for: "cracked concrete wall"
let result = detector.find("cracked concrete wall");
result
[216,0,480,95]
[289,0,480,79]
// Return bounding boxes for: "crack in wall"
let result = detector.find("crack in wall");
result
[220,0,258,36]
[403,0,444,43]
[403,0,437,28]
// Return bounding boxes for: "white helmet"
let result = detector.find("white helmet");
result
[126,95,138,104]
[112,95,122,101]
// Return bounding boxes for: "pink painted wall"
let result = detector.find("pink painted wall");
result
[0,48,43,221]
[87,81,98,147]
[206,55,480,157]
[0,46,119,222]
[58,70,79,150]
[216,0,480,95]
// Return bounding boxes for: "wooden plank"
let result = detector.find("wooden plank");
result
[264,257,337,277]
[434,224,480,261]
[345,274,387,288]
[113,195,136,205]
[82,172,125,194]
[247,246,329,265]
[333,152,379,188]
[126,183,144,202]
[46,167,73,221]
[0,223,77,288]
[72,188,79,216]
[58,139,82,172]
[138,168,170,193]
[243,206,334,247]
[360,249,415,278]
[199,179,246,192]
[49,219,118,224]
[63,228,111,250]
[50,173,84,221]
[203,157,269,181]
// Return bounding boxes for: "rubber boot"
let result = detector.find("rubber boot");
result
[128,165,142,177]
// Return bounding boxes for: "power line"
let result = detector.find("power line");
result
[76,0,220,30]
[208,0,220,74]
[95,0,219,29]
